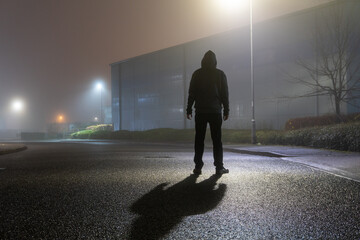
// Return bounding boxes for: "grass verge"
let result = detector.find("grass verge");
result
[71,122,360,152]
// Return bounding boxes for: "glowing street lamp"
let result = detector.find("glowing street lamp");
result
[56,114,66,139]
[215,0,244,11]
[96,82,103,91]
[216,0,256,143]
[11,99,24,113]
[10,98,25,138]
[249,0,256,144]
[57,115,64,123]
[95,82,103,124]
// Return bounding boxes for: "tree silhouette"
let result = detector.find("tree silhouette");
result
[291,0,360,119]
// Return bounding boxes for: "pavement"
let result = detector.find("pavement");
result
[1,141,359,182]
[224,144,360,183]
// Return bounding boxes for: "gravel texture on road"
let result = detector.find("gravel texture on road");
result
[0,141,359,239]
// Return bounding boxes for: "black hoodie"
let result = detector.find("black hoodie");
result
[186,50,229,116]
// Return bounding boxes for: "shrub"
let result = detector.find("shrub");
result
[86,124,113,131]
[90,130,112,139]
[70,130,93,139]
[277,122,360,152]
[285,112,360,130]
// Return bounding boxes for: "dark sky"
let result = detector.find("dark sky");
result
[0,0,331,131]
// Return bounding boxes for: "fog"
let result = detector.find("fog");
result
[0,0,332,133]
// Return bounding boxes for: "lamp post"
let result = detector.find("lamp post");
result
[11,99,24,139]
[250,0,256,144]
[96,82,103,124]
[57,114,65,139]
[216,0,256,143]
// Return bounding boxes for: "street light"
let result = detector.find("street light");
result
[215,0,256,143]
[249,0,256,144]
[96,82,103,91]
[10,98,25,139]
[57,115,64,123]
[95,82,103,124]
[11,99,24,113]
[215,0,244,11]
[56,114,66,139]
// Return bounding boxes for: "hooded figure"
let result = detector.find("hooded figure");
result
[187,50,229,116]
[186,50,230,175]
[201,50,217,69]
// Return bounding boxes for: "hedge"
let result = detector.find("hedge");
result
[275,122,360,152]
[285,113,360,130]
[86,124,113,131]
[70,130,93,139]
[71,123,360,152]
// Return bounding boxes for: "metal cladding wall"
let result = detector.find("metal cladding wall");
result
[112,47,186,131]
[111,1,360,131]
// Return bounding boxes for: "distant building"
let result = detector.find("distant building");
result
[111,0,360,131]
[103,106,112,124]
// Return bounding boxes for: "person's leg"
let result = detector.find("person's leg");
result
[209,113,224,170]
[194,114,207,170]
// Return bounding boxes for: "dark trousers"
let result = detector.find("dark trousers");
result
[194,113,223,170]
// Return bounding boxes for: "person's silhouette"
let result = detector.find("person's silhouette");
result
[186,50,230,175]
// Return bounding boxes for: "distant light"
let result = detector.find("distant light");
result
[58,115,64,123]
[215,0,244,12]
[94,117,98,121]
[11,99,24,112]
[96,82,103,91]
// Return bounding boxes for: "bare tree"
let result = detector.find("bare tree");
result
[291,0,360,119]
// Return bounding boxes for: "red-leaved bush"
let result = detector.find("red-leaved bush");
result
[285,113,360,130]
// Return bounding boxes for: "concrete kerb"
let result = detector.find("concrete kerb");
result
[223,144,360,183]
[0,144,28,155]
[223,147,290,158]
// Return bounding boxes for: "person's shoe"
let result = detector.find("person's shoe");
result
[193,168,202,175]
[193,163,203,175]
[216,168,229,175]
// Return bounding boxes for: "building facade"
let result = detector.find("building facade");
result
[111,1,360,131]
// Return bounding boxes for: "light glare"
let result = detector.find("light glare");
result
[215,0,244,11]
[96,82,103,91]
[57,114,65,123]
[12,99,24,112]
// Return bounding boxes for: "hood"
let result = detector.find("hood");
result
[201,50,217,69]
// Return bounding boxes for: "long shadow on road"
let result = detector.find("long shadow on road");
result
[129,174,227,240]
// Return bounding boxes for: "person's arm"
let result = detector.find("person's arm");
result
[186,72,197,120]
[221,72,229,121]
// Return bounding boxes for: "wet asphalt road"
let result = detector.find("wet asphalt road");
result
[0,141,359,240]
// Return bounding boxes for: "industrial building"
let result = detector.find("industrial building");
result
[111,1,360,131]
